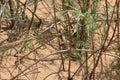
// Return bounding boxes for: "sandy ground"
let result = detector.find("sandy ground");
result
[0,0,118,80]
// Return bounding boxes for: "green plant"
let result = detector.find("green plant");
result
[0,0,119,80]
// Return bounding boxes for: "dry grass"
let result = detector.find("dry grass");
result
[0,0,119,80]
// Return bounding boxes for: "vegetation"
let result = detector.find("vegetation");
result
[0,0,119,80]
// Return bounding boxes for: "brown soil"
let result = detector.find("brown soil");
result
[0,0,119,80]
